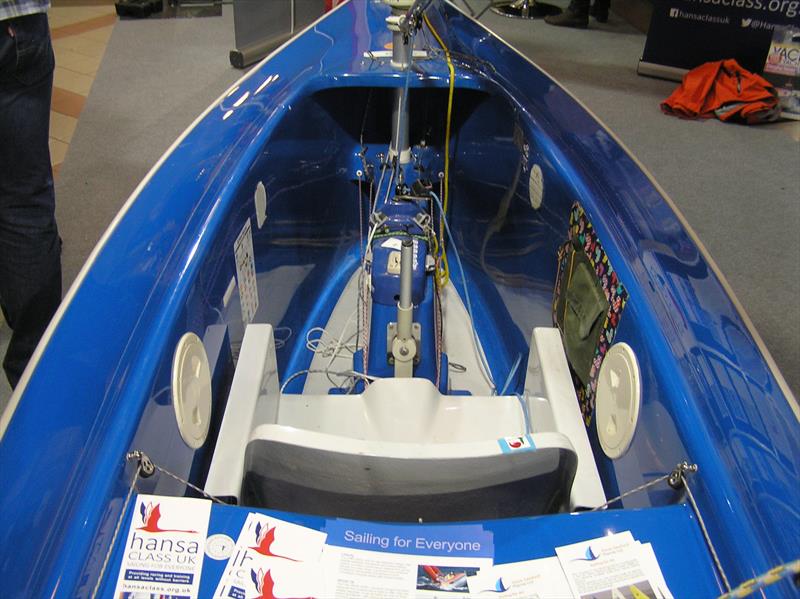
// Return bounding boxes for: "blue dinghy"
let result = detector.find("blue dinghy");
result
[0,0,798,597]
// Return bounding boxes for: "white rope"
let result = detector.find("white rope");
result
[305,319,359,360]
[280,368,378,394]
[273,326,292,349]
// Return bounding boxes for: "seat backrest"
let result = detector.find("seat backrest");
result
[241,425,577,521]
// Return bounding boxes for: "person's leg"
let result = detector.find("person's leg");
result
[0,13,62,388]
[590,0,610,23]
[544,0,590,28]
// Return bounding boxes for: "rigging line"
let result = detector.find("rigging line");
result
[281,368,377,394]
[382,166,395,211]
[591,461,699,512]
[359,179,373,362]
[718,559,800,598]
[429,191,496,392]
[371,161,388,218]
[327,310,359,373]
[681,470,732,592]
[150,463,227,505]
[357,176,364,356]
[590,472,673,512]
[305,315,360,390]
[305,326,358,357]
[591,462,732,592]
[434,276,443,389]
[499,353,523,396]
[90,462,141,599]
[357,179,372,360]
[359,87,373,148]
[423,12,455,289]
[358,175,364,263]
[393,29,416,184]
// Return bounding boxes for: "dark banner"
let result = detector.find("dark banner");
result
[640,0,800,77]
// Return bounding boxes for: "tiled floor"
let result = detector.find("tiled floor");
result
[49,0,117,176]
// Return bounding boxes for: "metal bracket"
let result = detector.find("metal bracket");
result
[387,322,421,365]
[370,211,388,230]
[413,211,432,234]
[668,460,698,489]
[127,450,156,478]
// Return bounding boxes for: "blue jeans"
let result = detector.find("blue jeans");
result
[0,12,61,389]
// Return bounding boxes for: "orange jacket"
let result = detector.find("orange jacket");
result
[661,59,778,124]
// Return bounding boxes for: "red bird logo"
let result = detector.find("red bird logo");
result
[250,522,298,560]
[137,502,197,533]
[250,568,313,599]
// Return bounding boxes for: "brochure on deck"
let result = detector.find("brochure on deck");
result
[555,531,673,599]
[321,519,494,598]
[113,493,211,598]
[465,556,573,597]
[213,512,327,599]
[113,496,677,598]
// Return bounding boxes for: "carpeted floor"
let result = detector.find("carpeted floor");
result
[1,1,798,413]
[53,7,242,288]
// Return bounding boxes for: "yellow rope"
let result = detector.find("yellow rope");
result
[423,12,454,289]
[718,559,799,598]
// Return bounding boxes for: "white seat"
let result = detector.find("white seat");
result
[205,324,602,518]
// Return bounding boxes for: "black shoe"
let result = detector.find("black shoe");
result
[544,4,589,27]
[115,0,162,18]
[590,2,609,22]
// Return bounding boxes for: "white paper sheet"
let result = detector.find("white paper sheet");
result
[466,556,572,597]
[213,512,327,599]
[113,494,211,599]
[556,531,671,599]
[321,544,491,598]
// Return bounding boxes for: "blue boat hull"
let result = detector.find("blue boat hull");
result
[0,1,797,597]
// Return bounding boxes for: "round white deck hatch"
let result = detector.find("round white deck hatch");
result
[528,163,543,210]
[596,342,641,459]
[255,181,267,229]
[172,332,212,448]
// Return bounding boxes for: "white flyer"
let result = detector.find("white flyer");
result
[638,542,673,599]
[113,493,212,599]
[321,519,494,598]
[321,545,491,598]
[213,512,327,599]
[234,218,259,325]
[556,531,670,599]
[465,556,572,597]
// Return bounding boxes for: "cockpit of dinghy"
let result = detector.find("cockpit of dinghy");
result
[172,78,613,522]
